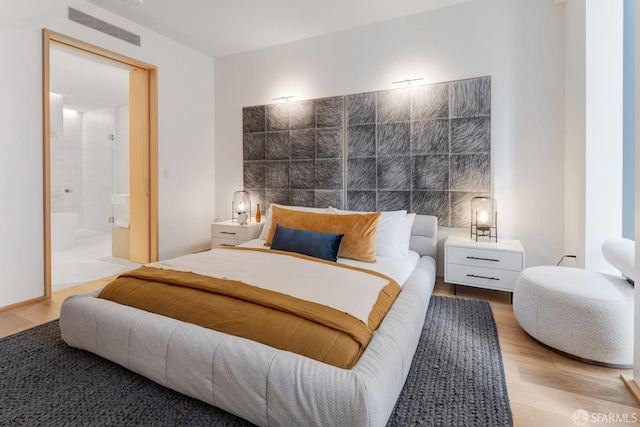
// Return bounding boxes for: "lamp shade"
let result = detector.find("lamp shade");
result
[232,191,251,223]
[470,196,497,241]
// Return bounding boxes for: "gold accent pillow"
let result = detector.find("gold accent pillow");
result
[265,206,381,263]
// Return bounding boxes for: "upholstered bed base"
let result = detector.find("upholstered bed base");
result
[60,215,438,427]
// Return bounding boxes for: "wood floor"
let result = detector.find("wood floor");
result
[0,277,111,339]
[1,276,638,426]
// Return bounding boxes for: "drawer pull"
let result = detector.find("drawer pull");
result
[219,243,236,247]
[467,274,500,281]
[219,231,237,235]
[466,256,500,262]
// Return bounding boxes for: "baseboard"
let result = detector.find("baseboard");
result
[620,374,640,405]
[0,295,48,313]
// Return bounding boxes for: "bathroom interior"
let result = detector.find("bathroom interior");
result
[49,44,139,291]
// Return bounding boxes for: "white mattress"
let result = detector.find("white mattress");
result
[238,238,421,286]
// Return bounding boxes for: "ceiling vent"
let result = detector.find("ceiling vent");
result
[68,8,141,47]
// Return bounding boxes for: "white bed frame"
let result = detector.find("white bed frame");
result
[60,215,438,427]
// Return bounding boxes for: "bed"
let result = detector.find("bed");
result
[60,210,438,427]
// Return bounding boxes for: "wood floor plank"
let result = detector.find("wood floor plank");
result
[0,312,36,339]
[518,365,638,407]
[9,301,60,325]
[551,352,634,379]
[509,379,639,426]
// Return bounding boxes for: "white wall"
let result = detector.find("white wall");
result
[585,0,623,272]
[0,0,215,308]
[564,0,586,269]
[215,0,566,272]
[565,0,624,273]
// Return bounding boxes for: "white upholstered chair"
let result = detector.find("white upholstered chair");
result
[513,238,634,368]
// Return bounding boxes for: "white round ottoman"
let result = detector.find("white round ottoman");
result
[513,266,634,367]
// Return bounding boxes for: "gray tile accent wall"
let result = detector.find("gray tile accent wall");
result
[243,76,491,225]
[243,97,344,213]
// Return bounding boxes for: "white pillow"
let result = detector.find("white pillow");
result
[399,213,416,256]
[327,207,407,258]
[258,204,330,240]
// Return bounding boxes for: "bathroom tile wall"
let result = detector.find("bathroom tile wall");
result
[50,93,65,213]
[62,109,84,226]
[50,104,128,233]
[114,106,129,195]
[113,106,130,224]
[83,108,114,232]
[50,94,85,227]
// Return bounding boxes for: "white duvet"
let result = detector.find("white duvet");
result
[146,240,420,325]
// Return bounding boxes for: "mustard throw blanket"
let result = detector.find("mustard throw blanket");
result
[99,249,400,369]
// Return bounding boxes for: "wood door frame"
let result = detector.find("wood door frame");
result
[42,29,158,297]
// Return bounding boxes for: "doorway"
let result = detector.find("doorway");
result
[42,30,158,297]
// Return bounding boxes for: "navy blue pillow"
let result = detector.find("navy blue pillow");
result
[270,224,344,262]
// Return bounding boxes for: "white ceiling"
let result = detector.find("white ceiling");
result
[86,0,472,58]
[51,0,470,112]
[50,43,131,112]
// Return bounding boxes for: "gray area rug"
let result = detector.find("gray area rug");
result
[0,296,512,426]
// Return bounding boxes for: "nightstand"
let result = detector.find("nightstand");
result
[211,220,264,248]
[444,234,525,301]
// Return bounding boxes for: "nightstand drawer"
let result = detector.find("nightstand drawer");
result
[211,237,244,249]
[446,264,520,291]
[447,246,523,271]
[211,223,261,240]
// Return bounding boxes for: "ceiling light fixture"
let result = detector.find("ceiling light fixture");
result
[272,96,295,102]
[392,78,424,86]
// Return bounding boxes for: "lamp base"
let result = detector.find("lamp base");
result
[232,200,252,223]
[471,226,497,242]
[470,212,498,242]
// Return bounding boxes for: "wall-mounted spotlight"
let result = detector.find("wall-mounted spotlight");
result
[272,96,295,102]
[392,78,424,86]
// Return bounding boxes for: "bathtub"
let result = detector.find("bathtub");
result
[51,212,78,252]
